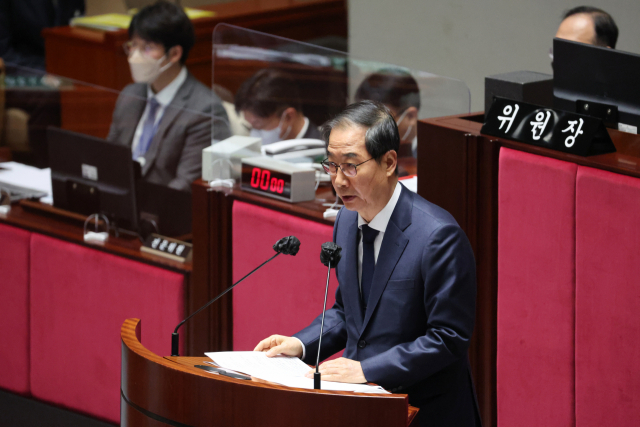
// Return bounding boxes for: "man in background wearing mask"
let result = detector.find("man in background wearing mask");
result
[355,69,421,158]
[234,68,321,145]
[107,1,230,191]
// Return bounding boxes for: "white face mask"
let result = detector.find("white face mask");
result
[128,49,172,84]
[396,108,413,142]
[249,112,292,145]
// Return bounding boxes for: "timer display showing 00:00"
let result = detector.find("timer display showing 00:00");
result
[249,167,286,194]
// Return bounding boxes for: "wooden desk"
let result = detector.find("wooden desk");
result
[122,318,420,427]
[0,201,195,423]
[1,201,191,273]
[43,0,347,91]
[417,112,640,427]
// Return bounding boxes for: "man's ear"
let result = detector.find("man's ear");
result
[167,45,183,64]
[384,150,398,177]
[281,107,297,125]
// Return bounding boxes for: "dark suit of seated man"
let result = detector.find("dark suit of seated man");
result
[107,1,230,191]
[255,101,481,426]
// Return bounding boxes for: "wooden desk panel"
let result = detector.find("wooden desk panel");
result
[0,202,191,273]
[122,318,419,427]
[43,0,347,91]
[0,147,10,162]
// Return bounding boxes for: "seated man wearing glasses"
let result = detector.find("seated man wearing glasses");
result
[254,101,481,427]
[107,1,230,191]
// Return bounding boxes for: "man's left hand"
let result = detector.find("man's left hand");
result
[305,357,366,383]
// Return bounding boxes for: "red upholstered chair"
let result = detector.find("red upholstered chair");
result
[232,201,341,357]
[575,166,640,427]
[497,147,577,427]
[29,234,185,424]
[0,224,31,395]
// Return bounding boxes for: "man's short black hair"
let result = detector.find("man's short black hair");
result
[563,6,619,48]
[321,100,399,173]
[128,1,195,64]
[234,68,303,118]
[354,69,421,115]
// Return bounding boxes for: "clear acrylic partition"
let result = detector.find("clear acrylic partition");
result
[0,61,231,166]
[211,24,470,162]
[0,61,228,236]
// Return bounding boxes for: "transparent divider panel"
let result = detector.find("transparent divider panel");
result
[212,24,470,163]
[1,61,228,235]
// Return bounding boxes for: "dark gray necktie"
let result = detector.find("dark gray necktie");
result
[361,224,379,311]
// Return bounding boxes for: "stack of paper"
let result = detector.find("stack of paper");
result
[71,9,215,31]
[71,14,133,31]
[205,351,389,394]
[0,162,52,204]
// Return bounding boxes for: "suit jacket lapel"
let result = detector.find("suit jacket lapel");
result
[361,186,414,333]
[120,86,147,149]
[342,211,365,333]
[142,74,194,176]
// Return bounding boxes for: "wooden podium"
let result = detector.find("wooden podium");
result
[121,318,419,426]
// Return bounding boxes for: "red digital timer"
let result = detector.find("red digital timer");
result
[241,157,316,203]
[249,167,286,194]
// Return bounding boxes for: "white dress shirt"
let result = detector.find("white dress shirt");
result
[131,66,187,165]
[357,181,402,291]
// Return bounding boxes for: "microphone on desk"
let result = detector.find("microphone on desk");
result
[171,235,301,356]
[314,242,342,390]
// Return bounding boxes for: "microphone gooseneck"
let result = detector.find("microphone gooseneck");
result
[171,235,300,357]
[314,242,342,389]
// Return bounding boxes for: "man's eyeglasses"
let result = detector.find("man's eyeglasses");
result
[123,41,161,58]
[321,158,374,177]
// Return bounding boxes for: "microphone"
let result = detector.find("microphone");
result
[314,242,342,389]
[171,235,300,356]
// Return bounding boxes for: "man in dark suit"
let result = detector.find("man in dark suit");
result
[107,1,230,191]
[234,68,322,145]
[0,0,84,70]
[255,101,481,426]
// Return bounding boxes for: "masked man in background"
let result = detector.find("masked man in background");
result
[107,1,230,191]
[234,68,321,145]
[355,69,420,158]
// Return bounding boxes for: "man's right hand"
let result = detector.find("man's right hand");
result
[253,335,303,358]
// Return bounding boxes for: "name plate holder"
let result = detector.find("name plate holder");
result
[481,96,616,156]
[141,234,192,263]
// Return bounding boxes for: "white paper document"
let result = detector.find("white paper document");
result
[205,351,389,394]
[0,162,53,204]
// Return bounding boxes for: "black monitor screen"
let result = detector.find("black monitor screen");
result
[553,38,640,132]
[47,127,139,231]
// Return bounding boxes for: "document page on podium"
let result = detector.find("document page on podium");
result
[205,352,389,394]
